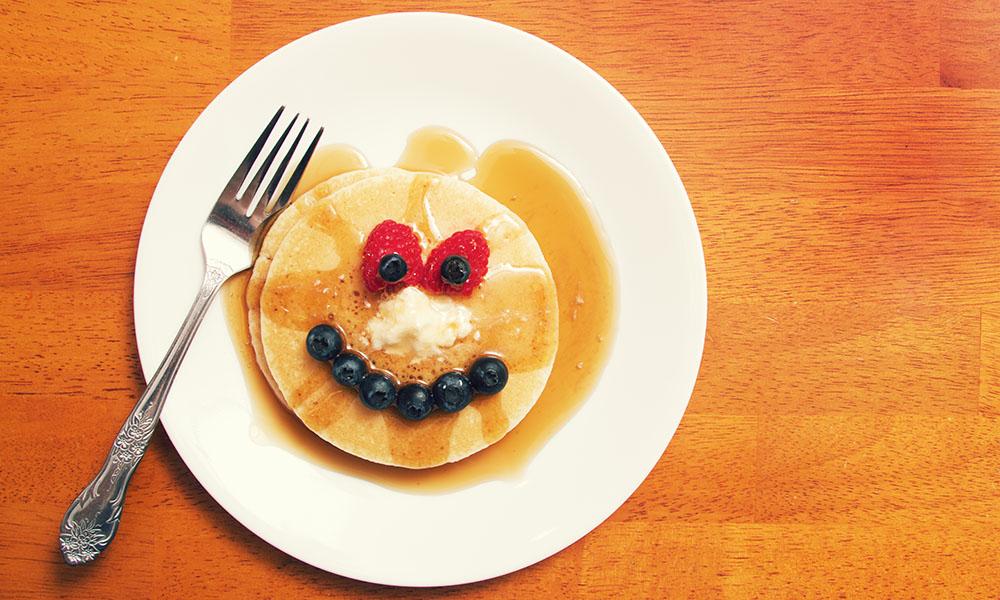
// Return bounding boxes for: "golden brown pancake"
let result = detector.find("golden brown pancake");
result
[256,170,558,468]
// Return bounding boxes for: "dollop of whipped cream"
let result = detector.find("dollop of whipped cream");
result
[366,286,473,360]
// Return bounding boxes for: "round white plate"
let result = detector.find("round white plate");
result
[134,12,706,587]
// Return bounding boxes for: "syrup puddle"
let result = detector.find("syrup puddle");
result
[222,126,617,493]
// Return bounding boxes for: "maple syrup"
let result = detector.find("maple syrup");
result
[396,125,477,175]
[221,126,617,492]
[289,143,368,200]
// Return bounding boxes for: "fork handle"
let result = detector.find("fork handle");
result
[59,259,234,565]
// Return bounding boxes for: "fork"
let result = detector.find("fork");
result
[58,107,322,565]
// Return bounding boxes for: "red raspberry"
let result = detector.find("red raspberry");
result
[361,220,424,292]
[423,230,490,296]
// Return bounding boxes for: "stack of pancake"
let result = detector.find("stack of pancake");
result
[246,168,559,468]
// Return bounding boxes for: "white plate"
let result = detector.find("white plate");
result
[134,12,706,587]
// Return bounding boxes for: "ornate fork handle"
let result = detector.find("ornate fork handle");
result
[59,259,234,565]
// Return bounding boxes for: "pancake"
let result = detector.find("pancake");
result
[256,170,559,468]
[247,168,399,404]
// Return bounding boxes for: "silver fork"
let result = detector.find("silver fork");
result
[59,107,322,565]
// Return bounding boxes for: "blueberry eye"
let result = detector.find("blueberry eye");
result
[378,253,408,283]
[440,255,471,286]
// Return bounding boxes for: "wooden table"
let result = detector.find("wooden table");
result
[2,1,998,597]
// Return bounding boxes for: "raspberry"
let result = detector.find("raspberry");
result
[361,220,424,292]
[423,230,490,296]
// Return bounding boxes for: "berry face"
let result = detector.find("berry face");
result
[332,351,368,387]
[440,255,471,286]
[378,253,408,283]
[423,230,489,296]
[432,371,473,413]
[305,324,343,361]
[396,383,434,421]
[468,356,508,395]
[359,372,397,410]
[361,220,423,292]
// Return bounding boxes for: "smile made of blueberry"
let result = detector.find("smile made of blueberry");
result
[306,323,508,421]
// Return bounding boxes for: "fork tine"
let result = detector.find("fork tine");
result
[218,106,284,202]
[241,113,298,212]
[270,126,324,214]
[252,119,308,221]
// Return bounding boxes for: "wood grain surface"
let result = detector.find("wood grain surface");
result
[2,1,999,597]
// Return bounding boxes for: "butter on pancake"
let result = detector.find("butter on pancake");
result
[365,286,474,359]
[253,170,558,468]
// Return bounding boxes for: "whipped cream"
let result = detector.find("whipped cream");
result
[366,286,473,360]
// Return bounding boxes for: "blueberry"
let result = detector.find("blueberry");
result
[305,324,343,361]
[440,255,471,286]
[359,372,396,410]
[396,383,434,421]
[332,351,367,387]
[378,253,408,283]
[432,371,473,413]
[468,356,508,395]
